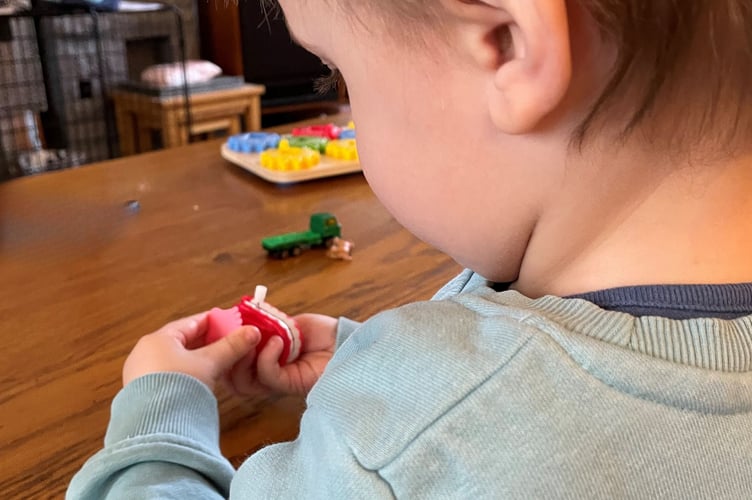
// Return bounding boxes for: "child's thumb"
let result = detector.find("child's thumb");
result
[203,326,259,369]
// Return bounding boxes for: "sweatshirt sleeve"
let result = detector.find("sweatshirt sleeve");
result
[336,316,362,349]
[230,405,395,499]
[67,373,234,500]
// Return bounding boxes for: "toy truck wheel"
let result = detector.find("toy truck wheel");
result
[291,246,302,256]
[280,249,290,259]
[324,237,335,248]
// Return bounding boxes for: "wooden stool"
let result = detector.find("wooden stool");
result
[112,84,265,155]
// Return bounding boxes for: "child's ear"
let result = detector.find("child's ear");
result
[441,0,572,134]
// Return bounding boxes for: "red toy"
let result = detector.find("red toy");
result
[291,123,342,140]
[206,286,302,365]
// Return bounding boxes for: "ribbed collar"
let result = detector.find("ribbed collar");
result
[569,283,752,319]
[443,270,752,373]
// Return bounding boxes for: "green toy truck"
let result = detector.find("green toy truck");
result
[262,213,342,258]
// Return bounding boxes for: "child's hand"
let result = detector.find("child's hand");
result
[122,312,261,390]
[226,313,338,397]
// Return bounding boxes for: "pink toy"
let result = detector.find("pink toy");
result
[206,285,302,365]
[291,123,342,140]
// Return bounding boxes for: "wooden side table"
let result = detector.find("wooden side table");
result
[112,84,265,155]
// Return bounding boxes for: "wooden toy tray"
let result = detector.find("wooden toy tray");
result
[221,143,361,184]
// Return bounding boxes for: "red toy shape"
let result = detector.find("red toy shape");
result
[291,123,342,140]
[206,286,302,365]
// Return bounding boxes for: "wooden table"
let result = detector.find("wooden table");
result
[113,84,266,155]
[0,120,461,498]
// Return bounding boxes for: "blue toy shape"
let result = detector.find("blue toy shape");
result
[338,128,356,139]
[227,132,281,153]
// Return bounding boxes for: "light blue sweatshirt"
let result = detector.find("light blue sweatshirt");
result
[68,270,752,499]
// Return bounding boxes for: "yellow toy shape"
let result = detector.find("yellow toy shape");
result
[325,139,359,161]
[260,139,321,171]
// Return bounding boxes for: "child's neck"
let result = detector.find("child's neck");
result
[512,145,752,298]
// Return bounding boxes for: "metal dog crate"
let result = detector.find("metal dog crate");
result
[0,0,189,181]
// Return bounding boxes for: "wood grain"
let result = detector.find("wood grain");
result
[0,118,461,498]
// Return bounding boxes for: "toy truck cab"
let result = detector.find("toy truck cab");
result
[309,213,341,241]
[262,212,342,258]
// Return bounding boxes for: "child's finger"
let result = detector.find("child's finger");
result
[228,352,257,396]
[202,326,259,373]
[292,314,337,351]
[256,337,290,390]
[163,312,210,344]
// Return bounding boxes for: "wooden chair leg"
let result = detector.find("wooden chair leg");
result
[161,113,183,149]
[228,116,242,135]
[245,98,261,131]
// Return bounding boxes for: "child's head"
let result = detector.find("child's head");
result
[276,1,752,291]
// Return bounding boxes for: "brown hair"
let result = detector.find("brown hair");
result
[576,0,752,152]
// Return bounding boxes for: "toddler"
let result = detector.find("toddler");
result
[69,0,752,498]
